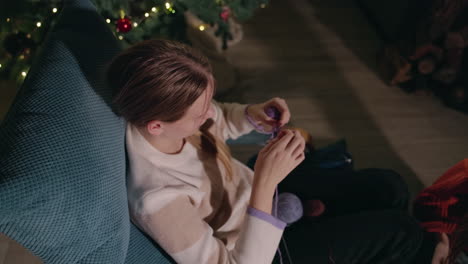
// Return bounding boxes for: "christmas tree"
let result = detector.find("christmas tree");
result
[0,0,268,84]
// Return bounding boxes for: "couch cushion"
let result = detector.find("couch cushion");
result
[0,0,171,263]
[125,225,175,264]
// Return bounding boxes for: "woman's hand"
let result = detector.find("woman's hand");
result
[253,129,305,190]
[432,233,450,264]
[247,97,291,131]
[249,129,305,214]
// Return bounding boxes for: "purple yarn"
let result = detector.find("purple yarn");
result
[245,105,281,138]
[265,106,281,138]
[274,192,303,225]
[265,106,281,121]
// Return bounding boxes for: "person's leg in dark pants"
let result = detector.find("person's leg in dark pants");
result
[277,167,436,263]
[247,154,409,216]
[247,154,435,263]
[279,167,410,216]
[272,210,434,264]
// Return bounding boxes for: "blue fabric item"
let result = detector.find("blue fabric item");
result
[125,225,174,264]
[226,130,271,145]
[0,0,172,263]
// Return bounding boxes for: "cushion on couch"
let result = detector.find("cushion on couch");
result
[0,0,171,263]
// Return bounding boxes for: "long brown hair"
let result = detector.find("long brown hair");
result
[106,39,233,180]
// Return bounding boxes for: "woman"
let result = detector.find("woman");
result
[106,39,436,263]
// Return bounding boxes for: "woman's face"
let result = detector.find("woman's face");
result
[162,85,215,140]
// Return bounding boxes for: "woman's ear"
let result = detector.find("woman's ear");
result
[147,120,164,136]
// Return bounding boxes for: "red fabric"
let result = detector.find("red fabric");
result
[413,159,468,234]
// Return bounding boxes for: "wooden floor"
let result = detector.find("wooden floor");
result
[224,0,468,198]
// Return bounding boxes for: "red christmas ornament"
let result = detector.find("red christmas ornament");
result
[220,7,230,22]
[116,17,132,33]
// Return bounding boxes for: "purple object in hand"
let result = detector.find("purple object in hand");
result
[265,106,281,121]
[265,106,281,138]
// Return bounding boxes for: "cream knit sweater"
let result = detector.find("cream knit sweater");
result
[126,101,285,264]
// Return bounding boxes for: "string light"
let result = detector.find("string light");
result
[3,0,261,83]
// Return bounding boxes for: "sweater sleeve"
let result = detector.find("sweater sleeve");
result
[134,193,285,264]
[211,101,256,141]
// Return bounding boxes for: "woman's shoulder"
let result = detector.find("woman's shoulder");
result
[125,122,148,156]
[130,184,204,216]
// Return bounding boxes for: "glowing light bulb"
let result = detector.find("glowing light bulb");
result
[165,2,171,9]
[36,22,42,27]
[145,12,149,17]
[52,8,58,13]
[106,18,111,23]
[133,22,138,27]
[118,35,124,40]
[21,71,27,77]
[152,7,158,12]
[199,25,205,31]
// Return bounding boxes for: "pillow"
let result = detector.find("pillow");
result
[0,0,171,263]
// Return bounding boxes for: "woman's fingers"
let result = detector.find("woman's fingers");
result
[285,131,305,153]
[258,110,278,126]
[262,130,305,161]
[273,130,295,151]
[261,130,286,154]
[440,233,449,245]
[431,233,450,264]
[295,152,305,162]
[268,98,291,127]
[292,137,306,158]
[261,137,279,154]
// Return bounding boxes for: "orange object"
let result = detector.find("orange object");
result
[286,126,314,151]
